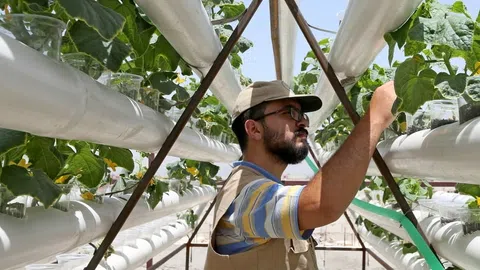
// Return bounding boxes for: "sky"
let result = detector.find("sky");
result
[148,0,480,180]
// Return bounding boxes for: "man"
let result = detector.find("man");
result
[204,80,396,269]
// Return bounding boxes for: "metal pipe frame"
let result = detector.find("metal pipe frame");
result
[269,0,283,80]
[282,0,441,266]
[82,0,263,268]
[80,0,440,269]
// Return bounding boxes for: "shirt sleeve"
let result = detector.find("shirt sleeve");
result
[231,179,313,240]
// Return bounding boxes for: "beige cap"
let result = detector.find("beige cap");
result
[232,80,322,122]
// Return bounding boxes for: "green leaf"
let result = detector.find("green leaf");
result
[409,11,474,51]
[26,136,63,179]
[147,181,169,209]
[155,35,180,71]
[384,34,396,66]
[466,76,480,101]
[148,72,179,95]
[402,243,418,254]
[123,15,155,57]
[69,21,130,71]
[456,183,480,197]
[175,85,190,102]
[394,56,437,114]
[58,146,105,188]
[230,53,242,68]
[0,128,27,156]
[58,0,125,40]
[98,145,134,172]
[435,72,467,98]
[451,1,471,18]
[0,166,62,208]
[210,125,223,136]
[219,3,245,19]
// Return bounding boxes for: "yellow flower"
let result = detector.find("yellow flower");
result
[55,175,70,184]
[9,159,32,168]
[186,167,199,176]
[399,122,407,133]
[175,74,185,84]
[475,62,480,75]
[149,178,155,186]
[136,171,144,179]
[81,192,95,201]
[476,197,480,206]
[103,158,118,171]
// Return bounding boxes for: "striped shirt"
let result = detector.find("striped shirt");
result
[215,162,313,255]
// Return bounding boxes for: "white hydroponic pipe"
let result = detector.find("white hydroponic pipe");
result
[0,32,241,163]
[307,0,423,132]
[278,0,300,87]
[134,0,242,114]
[314,118,480,184]
[350,202,480,270]
[358,225,429,270]
[99,220,192,270]
[0,185,215,269]
[98,203,208,270]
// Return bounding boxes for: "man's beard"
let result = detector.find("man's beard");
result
[263,124,309,165]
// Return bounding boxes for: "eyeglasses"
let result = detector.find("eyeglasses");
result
[252,106,309,123]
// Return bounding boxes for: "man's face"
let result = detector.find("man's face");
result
[259,99,309,164]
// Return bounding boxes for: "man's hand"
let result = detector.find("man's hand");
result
[367,81,397,130]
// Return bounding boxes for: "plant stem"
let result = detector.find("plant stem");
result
[444,54,455,76]
[101,182,139,197]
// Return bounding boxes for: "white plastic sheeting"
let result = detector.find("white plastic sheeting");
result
[278,0,300,87]
[134,0,242,113]
[0,32,241,163]
[358,226,429,270]
[0,185,215,269]
[307,0,423,132]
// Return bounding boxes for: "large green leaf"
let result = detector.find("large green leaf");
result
[409,5,474,51]
[466,76,480,101]
[148,72,179,95]
[0,166,62,208]
[394,56,437,114]
[58,0,125,40]
[26,136,63,179]
[219,3,245,18]
[69,21,130,71]
[98,145,134,172]
[146,180,169,209]
[0,129,27,156]
[58,146,105,188]
[435,72,467,98]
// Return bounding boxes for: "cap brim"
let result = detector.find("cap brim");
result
[266,94,322,113]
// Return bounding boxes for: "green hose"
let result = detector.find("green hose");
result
[304,156,444,270]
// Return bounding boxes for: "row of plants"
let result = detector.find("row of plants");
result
[0,0,250,219]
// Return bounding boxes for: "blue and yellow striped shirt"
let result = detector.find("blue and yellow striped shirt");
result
[215,162,313,255]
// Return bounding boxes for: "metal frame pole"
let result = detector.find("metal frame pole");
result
[344,212,367,270]
[282,0,441,264]
[83,0,263,268]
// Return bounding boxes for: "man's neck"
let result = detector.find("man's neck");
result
[242,150,287,180]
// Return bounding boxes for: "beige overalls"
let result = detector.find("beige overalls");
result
[204,165,319,270]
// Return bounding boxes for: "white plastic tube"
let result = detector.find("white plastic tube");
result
[0,185,215,269]
[307,0,423,132]
[350,204,480,270]
[314,119,480,184]
[278,0,300,87]
[134,0,242,113]
[0,32,241,163]
[358,226,429,270]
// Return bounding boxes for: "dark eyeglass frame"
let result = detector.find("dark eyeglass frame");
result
[251,106,309,123]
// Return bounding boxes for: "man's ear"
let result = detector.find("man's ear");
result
[244,119,263,141]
